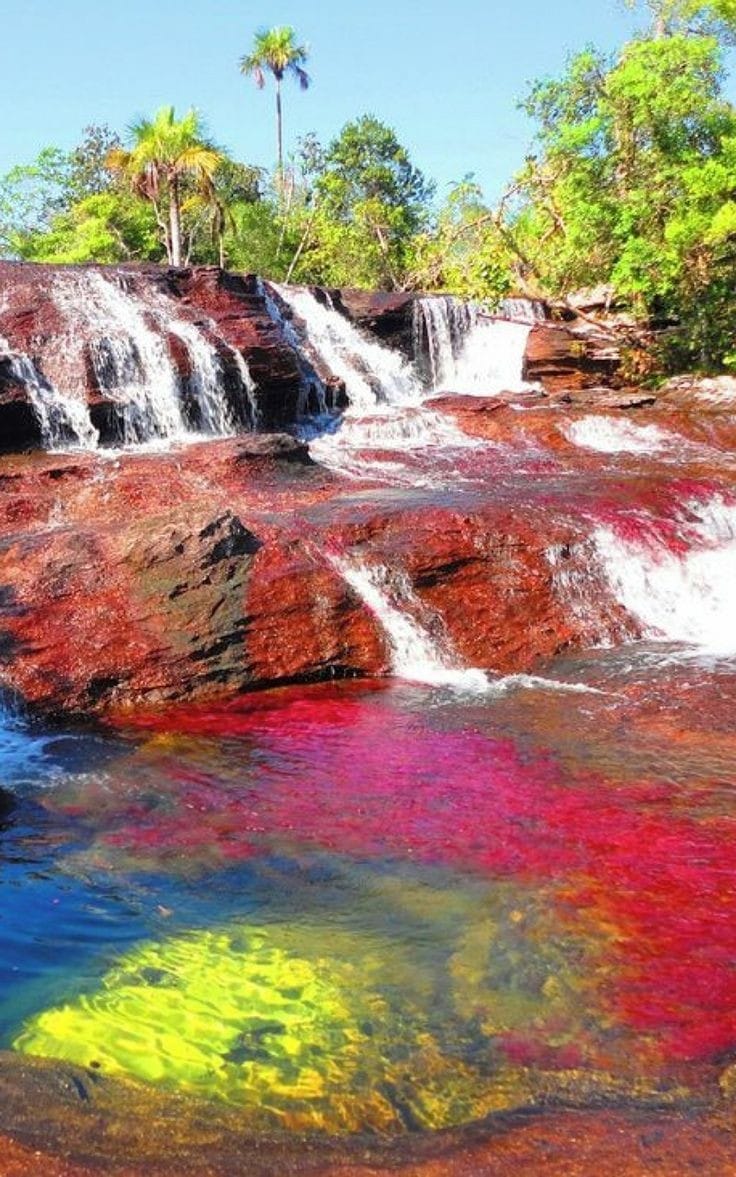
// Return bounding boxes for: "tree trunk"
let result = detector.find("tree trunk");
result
[169,176,182,267]
[276,77,284,181]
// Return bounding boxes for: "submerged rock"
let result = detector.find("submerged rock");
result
[12,920,534,1134]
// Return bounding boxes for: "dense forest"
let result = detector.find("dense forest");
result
[2,0,736,370]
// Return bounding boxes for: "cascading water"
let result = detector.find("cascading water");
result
[592,495,736,655]
[166,318,234,436]
[0,343,98,451]
[229,348,261,429]
[269,285,480,484]
[272,284,423,411]
[330,553,489,690]
[331,553,595,694]
[55,271,188,445]
[257,280,341,422]
[413,295,544,396]
[43,270,257,447]
[563,415,673,455]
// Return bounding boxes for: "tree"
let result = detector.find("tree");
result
[239,26,310,180]
[16,192,160,264]
[504,26,736,366]
[299,115,434,289]
[407,179,515,303]
[67,125,122,202]
[0,147,71,256]
[107,106,225,266]
[0,127,123,258]
[625,0,736,36]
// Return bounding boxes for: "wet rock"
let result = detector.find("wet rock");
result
[548,387,657,410]
[657,374,736,412]
[0,784,15,829]
[0,262,305,448]
[524,322,621,392]
[333,289,418,359]
[233,433,315,466]
[0,356,42,452]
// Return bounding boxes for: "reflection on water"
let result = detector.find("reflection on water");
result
[1,652,736,1159]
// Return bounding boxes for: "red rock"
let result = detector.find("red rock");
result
[334,288,418,358]
[524,322,621,391]
[0,262,305,446]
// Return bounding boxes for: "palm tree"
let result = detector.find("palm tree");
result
[108,106,225,267]
[239,27,310,180]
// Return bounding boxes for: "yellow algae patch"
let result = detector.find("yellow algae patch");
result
[12,921,536,1133]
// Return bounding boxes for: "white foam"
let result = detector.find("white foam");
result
[593,496,736,654]
[330,554,489,690]
[564,415,673,454]
[414,296,541,396]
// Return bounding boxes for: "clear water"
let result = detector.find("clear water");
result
[2,646,736,1162]
[4,289,736,1170]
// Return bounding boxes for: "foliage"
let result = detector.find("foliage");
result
[504,30,736,367]
[67,125,122,201]
[407,178,514,304]
[108,106,226,266]
[16,191,159,264]
[239,25,310,90]
[625,0,736,37]
[0,147,71,255]
[290,116,434,289]
[5,11,736,369]
[239,27,310,176]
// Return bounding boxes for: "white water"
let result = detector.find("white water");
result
[229,348,260,428]
[593,496,736,654]
[330,554,489,690]
[330,553,602,693]
[413,295,543,396]
[564,415,673,454]
[272,285,423,411]
[270,285,481,483]
[45,270,257,446]
[54,271,187,444]
[0,338,98,450]
[166,318,234,436]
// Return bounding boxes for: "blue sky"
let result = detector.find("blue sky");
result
[0,0,720,201]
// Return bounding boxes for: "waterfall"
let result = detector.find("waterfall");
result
[592,495,736,654]
[0,339,98,451]
[269,284,480,482]
[412,296,475,390]
[229,349,261,429]
[331,553,489,690]
[55,271,188,445]
[166,319,235,436]
[413,295,542,395]
[45,270,256,447]
[271,284,423,411]
[258,280,342,420]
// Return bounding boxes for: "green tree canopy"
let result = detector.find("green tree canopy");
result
[294,115,433,289]
[500,27,736,365]
[107,106,226,266]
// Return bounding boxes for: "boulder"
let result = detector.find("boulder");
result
[332,289,418,359]
[524,322,621,391]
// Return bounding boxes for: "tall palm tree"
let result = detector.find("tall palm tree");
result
[239,27,310,180]
[108,106,225,267]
